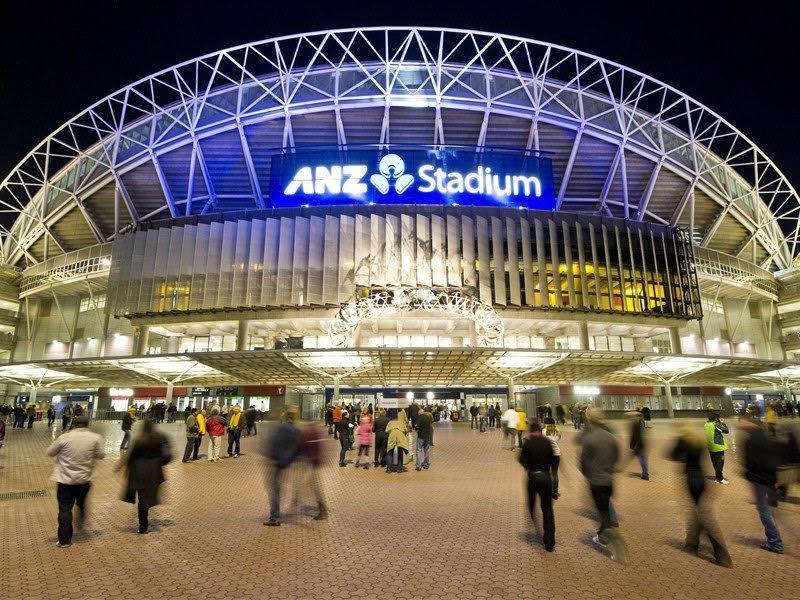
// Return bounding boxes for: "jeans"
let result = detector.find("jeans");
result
[193,434,203,460]
[269,466,286,519]
[551,455,560,496]
[138,504,149,532]
[227,430,241,455]
[416,438,430,468]
[120,430,131,450]
[517,430,524,448]
[374,432,388,466]
[751,482,783,549]
[208,435,222,461]
[527,471,555,550]
[182,437,195,461]
[504,426,516,449]
[47,415,55,427]
[589,484,614,538]
[56,482,90,544]
[709,451,725,482]
[685,471,731,563]
[339,436,348,465]
[471,415,478,429]
[633,447,649,478]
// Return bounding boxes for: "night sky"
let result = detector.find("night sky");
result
[1,1,798,202]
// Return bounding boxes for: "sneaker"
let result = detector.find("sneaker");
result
[363,465,369,470]
[56,541,71,548]
[714,557,734,568]
[234,454,239,458]
[313,512,328,521]
[591,534,608,547]
[415,466,422,471]
[717,479,730,485]
[423,465,429,469]
[759,542,783,554]
[641,475,650,481]
[263,518,280,527]
[137,528,148,534]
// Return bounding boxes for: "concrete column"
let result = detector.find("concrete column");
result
[165,383,174,406]
[468,321,478,347]
[507,378,516,409]
[28,385,38,406]
[578,321,590,350]
[236,319,250,352]
[664,383,675,419]
[333,376,340,406]
[669,327,682,355]
[135,325,150,355]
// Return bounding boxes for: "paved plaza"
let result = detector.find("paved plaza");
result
[1,417,798,600]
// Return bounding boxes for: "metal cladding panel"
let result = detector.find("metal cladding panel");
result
[190,223,210,309]
[520,218,535,306]
[506,217,521,306]
[491,217,507,306]
[154,228,172,311]
[232,220,251,308]
[307,216,325,305]
[203,223,223,309]
[446,215,461,287]
[384,214,401,286]
[246,219,265,306]
[534,218,548,307]
[140,229,160,312]
[370,214,386,288]
[261,218,280,306]
[112,233,135,316]
[277,217,295,306]
[401,214,417,286]
[431,215,447,287]
[575,222,589,308]
[166,226,183,285]
[291,216,309,305]
[562,221,576,307]
[416,214,432,287]
[476,216,492,304]
[548,219,562,308]
[217,220,237,308]
[322,215,339,304]
[588,222,602,307]
[338,215,355,302]
[461,216,476,288]
[354,214,370,288]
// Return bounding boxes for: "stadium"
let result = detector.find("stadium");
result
[1,26,799,418]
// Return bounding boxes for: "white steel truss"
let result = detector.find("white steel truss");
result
[0,27,797,269]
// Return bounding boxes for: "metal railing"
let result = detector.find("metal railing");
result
[20,243,113,295]
[693,247,778,297]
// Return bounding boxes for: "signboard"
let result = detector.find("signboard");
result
[191,387,211,397]
[269,148,555,210]
[213,386,240,397]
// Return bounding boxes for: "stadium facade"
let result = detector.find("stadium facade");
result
[1,27,800,417]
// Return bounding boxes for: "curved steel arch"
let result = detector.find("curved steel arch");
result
[1,27,797,269]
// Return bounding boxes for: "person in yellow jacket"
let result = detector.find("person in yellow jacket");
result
[227,405,244,457]
[515,406,528,448]
[764,402,778,435]
[193,408,207,460]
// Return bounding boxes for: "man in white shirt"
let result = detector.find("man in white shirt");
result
[502,406,520,450]
[46,416,105,547]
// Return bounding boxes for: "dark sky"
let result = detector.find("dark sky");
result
[1,0,798,187]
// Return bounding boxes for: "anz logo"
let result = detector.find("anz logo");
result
[283,152,544,200]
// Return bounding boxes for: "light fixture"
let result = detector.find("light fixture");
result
[406,391,415,401]
[724,388,732,395]
[51,339,59,344]
[426,391,434,401]
[574,385,600,396]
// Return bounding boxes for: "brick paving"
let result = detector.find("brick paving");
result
[1,416,798,599]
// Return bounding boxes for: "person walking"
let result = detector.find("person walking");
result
[373,409,390,468]
[182,408,200,462]
[386,408,410,473]
[518,418,556,551]
[470,404,479,429]
[641,404,653,428]
[515,406,528,448]
[740,417,784,553]
[244,404,258,436]
[263,408,301,526]
[543,418,562,499]
[669,422,733,567]
[121,419,172,534]
[47,406,55,428]
[325,403,334,435]
[205,408,226,462]
[704,412,730,484]
[335,410,352,467]
[354,410,373,469]
[226,405,244,458]
[46,416,106,547]
[502,405,520,450]
[628,410,650,480]
[479,404,487,433]
[26,403,36,428]
[415,406,433,471]
[61,404,72,431]
[579,411,627,562]
[193,408,206,460]
[120,406,136,450]
[332,404,342,439]
[298,421,328,520]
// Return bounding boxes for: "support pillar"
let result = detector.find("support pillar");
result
[507,378,516,409]
[333,376,340,406]
[236,319,250,352]
[669,326,682,355]
[135,325,150,355]
[578,321,590,350]
[664,383,675,419]
[165,382,174,407]
[28,385,38,406]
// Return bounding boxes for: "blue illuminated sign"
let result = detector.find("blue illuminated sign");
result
[268,148,555,209]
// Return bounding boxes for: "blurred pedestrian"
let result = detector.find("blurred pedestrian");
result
[470,404,479,429]
[121,419,172,534]
[386,408,410,473]
[668,422,732,567]
[543,418,561,499]
[27,403,36,428]
[182,408,199,462]
[336,410,351,467]
[628,410,650,480]
[264,408,301,526]
[479,404,487,433]
[120,406,135,450]
[46,416,105,547]
[325,403,334,434]
[518,418,556,552]
[47,405,55,428]
[226,405,244,458]
[502,405,519,450]
[415,406,433,471]
[641,404,653,428]
[704,412,730,484]
[193,408,206,460]
[373,409,390,467]
[205,408,226,462]
[297,421,328,520]
[354,410,373,469]
[60,404,71,431]
[579,411,627,562]
[740,417,784,553]
[516,405,528,448]
[244,404,258,436]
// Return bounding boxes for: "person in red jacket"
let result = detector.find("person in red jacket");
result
[205,408,227,462]
[332,405,343,439]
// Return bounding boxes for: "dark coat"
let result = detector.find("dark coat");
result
[123,431,172,508]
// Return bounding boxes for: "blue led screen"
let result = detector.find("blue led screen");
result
[268,147,555,209]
